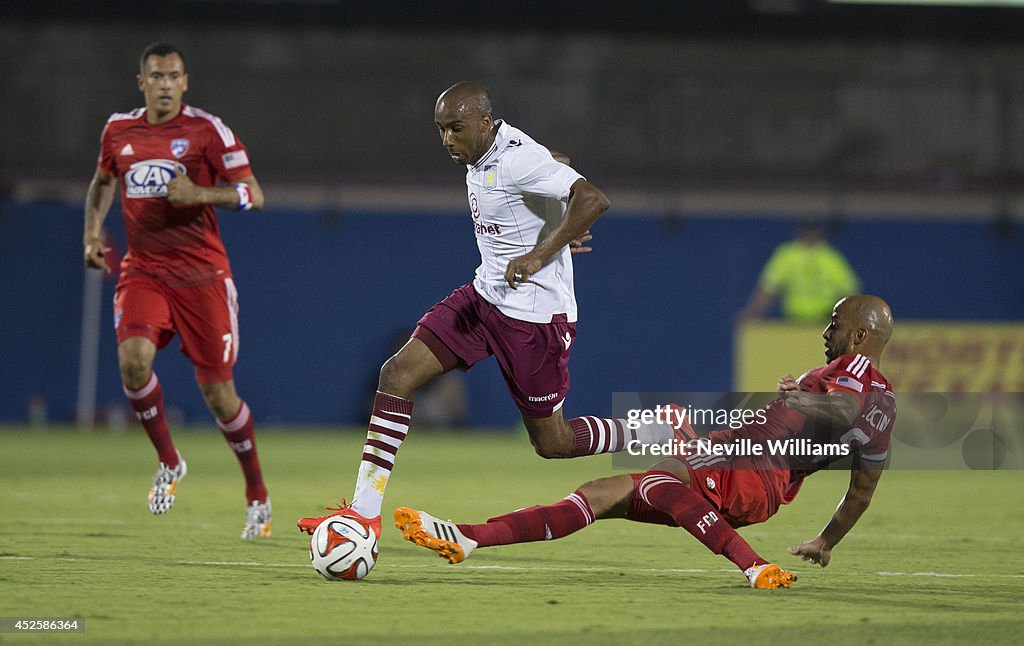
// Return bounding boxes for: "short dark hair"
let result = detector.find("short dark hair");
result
[139,42,185,71]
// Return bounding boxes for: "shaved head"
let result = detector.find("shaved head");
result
[436,81,492,119]
[839,295,894,347]
[823,295,894,363]
[434,81,498,166]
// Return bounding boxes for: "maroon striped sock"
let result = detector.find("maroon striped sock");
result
[459,491,594,547]
[124,372,178,467]
[218,401,267,503]
[569,416,634,456]
[638,470,764,572]
[351,391,413,519]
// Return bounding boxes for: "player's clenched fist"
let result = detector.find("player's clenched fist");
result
[83,237,111,272]
[504,252,544,289]
[166,175,204,206]
[777,374,799,394]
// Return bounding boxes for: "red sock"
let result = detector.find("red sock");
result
[123,372,178,467]
[217,401,267,503]
[459,491,594,547]
[569,417,633,456]
[638,470,764,571]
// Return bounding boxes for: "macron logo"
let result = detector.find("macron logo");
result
[562,332,572,350]
[528,392,559,403]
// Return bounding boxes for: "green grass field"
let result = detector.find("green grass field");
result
[1,425,1022,644]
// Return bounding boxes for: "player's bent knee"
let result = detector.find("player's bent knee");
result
[578,475,633,518]
[525,417,574,458]
[117,338,156,386]
[532,443,568,459]
[650,457,690,484]
[378,355,413,396]
[118,353,153,387]
[529,433,573,459]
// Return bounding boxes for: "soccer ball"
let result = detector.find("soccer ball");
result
[309,516,379,581]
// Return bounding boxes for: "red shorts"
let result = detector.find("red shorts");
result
[416,283,575,418]
[114,273,240,383]
[627,466,781,529]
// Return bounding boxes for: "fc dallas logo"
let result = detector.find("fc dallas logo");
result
[170,138,189,158]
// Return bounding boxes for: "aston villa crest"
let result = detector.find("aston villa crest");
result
[170,139,190,158]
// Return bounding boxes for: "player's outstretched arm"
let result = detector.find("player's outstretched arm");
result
[83,168,117,272]
[166,175,265,211]
[504,178,610,288]
[789,464,882,567]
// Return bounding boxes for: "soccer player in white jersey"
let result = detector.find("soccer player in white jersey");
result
[298,81,675,540]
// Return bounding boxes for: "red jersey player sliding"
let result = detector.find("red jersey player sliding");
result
[395,295,897,589]
[83,43,271,539]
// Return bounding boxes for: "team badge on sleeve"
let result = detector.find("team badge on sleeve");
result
[170,139,190,158]
[222,150,250,170]
[835,376,864,393]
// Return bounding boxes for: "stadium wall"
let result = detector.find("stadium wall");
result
[3,21,1024,190]
[2,201,1022,426]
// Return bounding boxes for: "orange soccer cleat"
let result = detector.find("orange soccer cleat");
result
[394,507,477,564]
[296,499,381,539]
[745,563,798,589]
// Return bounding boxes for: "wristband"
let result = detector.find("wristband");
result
[234,183,254,211]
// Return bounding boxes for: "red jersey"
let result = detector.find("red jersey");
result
[97,104,254,286]
[701,353,896,509]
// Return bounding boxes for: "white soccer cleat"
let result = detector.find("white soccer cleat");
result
[394,507,478,564]
[147,451,187,515]
[241,499,272,539]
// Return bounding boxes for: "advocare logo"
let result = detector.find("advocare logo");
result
[125,159,187,199]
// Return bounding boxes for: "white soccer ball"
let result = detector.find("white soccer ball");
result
[309,516,379,581]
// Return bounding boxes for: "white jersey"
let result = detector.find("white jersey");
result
[465,120,585,323]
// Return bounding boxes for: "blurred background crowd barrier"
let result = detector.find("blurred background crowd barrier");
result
[2,1,1022,427]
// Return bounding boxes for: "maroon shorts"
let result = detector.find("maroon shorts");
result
[114,273,240,383]
[416,283,575,418]
[626,466,780,529]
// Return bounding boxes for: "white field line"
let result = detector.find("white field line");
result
[9,520,1015,545]
[3,555,1023,578]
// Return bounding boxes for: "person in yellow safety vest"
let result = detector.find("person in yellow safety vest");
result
[738,219,861,325]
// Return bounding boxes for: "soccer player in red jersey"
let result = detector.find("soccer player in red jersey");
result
[83,43,271,539]
[395,295,897,589]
